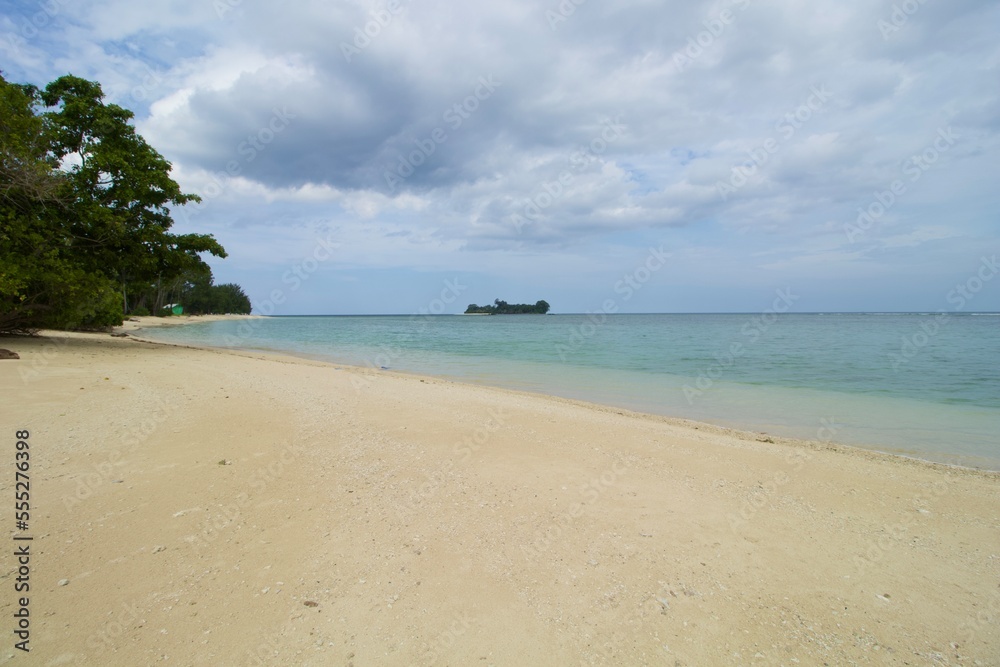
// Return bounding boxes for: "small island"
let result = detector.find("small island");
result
[465,299,550,315]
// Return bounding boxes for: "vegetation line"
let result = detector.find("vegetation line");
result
[465,299,550,315]
[1,73,250,333]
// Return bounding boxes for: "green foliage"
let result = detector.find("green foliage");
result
[0,73,242,332]
[465,299,551,315]
[0,75,95,332]
[176,263,215,315]
[163,266,251,315]
[116,259,251,316]
[210,283,252,315]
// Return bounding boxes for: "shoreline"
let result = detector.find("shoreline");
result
[137,334,1000,476]
[2,329,999,664]
[129,320,1000,474]
[115,313,268,332]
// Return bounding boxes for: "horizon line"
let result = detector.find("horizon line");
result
[257,311,1000,317]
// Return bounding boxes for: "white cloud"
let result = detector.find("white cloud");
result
[4,0,999,311]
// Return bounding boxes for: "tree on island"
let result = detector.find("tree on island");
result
[465,299,550,315]
[0,73,249,331]
[172,263,251,315]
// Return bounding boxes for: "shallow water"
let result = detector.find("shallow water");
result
[141,313,1000,469]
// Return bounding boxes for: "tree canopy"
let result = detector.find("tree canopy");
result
[0,73,245,331]
[465,299,550,315]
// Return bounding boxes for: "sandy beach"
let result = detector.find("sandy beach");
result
[1,325,999,666]
[116,314,270,332]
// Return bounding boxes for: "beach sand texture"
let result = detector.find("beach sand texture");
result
[1,327,998,665]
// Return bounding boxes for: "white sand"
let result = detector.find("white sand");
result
[1,329,998,665]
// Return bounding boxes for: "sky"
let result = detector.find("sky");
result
[2,0,999,314]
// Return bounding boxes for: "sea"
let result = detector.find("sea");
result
[139,313,1000,470]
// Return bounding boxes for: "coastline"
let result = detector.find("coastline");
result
[129,316,1000,473]
[3,328,998,664]
[125,327,954,473]
[115,313,268,332]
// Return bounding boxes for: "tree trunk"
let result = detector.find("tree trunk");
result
[154,273,164,313]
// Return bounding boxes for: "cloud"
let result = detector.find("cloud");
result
[2,0,999,311]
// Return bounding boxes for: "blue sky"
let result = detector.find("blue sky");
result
[3,0,999,314]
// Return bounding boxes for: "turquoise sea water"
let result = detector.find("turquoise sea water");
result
[140,314,1000,469]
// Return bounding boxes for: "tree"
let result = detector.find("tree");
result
[0,75,117,332]
[211,283,252,314]
[464,299,550,315]
[176,263,215,314]
[40,75,225,314]
[0,73,231,332]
